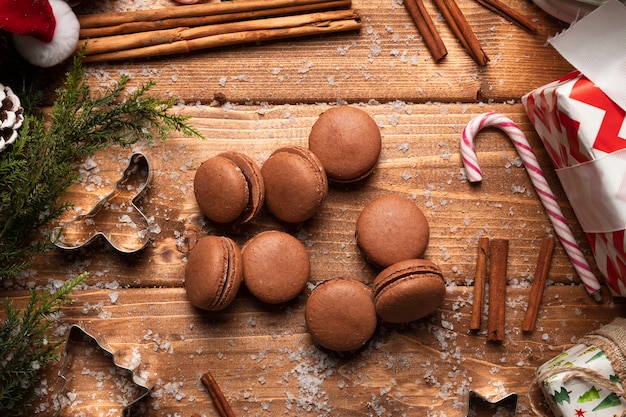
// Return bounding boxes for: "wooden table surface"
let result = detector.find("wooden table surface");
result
[5,1,626,416]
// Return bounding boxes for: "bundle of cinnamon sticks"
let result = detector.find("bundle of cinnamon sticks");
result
[470,236,556,341]
[77,0,362,62]
[404,0,536,66]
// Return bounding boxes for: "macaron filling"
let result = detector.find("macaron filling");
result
[208,238,237,310]
[224,152,264,224]
[373,265,444,294]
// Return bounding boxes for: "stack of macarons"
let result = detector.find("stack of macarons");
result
[185,105,447,352]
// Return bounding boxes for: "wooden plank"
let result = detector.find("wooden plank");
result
[6,285,624,416]
[19,102,594,290]
[75,0,573,104]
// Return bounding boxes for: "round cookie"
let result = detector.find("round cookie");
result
[373,259,446,323]
[308,106,381,183]
[184,235,243,311]
[242,231,310,304]
[355,194,430,268]
[304,279,377,351]
[194,151,264,224]
[261,146,328,223]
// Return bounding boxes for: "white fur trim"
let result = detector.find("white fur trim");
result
[11,0,80,67]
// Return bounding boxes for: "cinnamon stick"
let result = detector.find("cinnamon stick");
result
[474,0,536,32]
[79,9,360,56]
[432,0,489,66]
[79,0,352,38]
[201,371,236,417]
[470,237,489,331]
[83,18,362,63]
[487,238,508,343]
[522,237,555,332]
[78,0,346,28]
[404,0,447,62]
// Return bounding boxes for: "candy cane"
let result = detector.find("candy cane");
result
[460,112,602,300]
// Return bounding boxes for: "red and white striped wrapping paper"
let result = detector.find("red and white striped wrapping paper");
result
[522,71,626,296]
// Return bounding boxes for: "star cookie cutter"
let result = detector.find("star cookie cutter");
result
[56,325,151,417]
[52,153,152,253]
[466,390,519,416]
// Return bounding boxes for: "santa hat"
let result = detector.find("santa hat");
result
[0,0,80,67]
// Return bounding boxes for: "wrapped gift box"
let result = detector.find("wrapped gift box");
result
[521,71,626,296]
[536,342,626,417]
[533,318,626,417]
[521,0,626,296]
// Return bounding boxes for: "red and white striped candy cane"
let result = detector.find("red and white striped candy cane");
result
[460,112,602,300]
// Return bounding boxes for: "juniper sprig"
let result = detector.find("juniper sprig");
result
[0,272,87,415]
[0,51,202,416]
[0,53,202,279]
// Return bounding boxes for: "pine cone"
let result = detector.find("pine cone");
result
[0,83,24,152]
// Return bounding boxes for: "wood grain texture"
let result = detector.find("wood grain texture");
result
[6,285,625,417]
[20,103,595,289]
[13,100,618,416]
[74,0,573,105]
[1,1,615,416]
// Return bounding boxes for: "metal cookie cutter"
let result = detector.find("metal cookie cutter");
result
[56,325,151,417]
[466,390,519,416]
[53,153,152,253]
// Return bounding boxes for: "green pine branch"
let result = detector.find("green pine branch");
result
[0,53,203,279]
[0,272,87,415]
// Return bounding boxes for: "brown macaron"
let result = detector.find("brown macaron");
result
[184,235,243,311]
[355,194,430,268]
[193,151,264,224]
[242,231,310,304]
[373,259,445,323]
[304,279,377,351]
[261,146,328,223]
[308,106,382,183]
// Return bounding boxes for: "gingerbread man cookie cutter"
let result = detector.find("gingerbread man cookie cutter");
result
[52,153,152,253]
[55,325,151,417]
